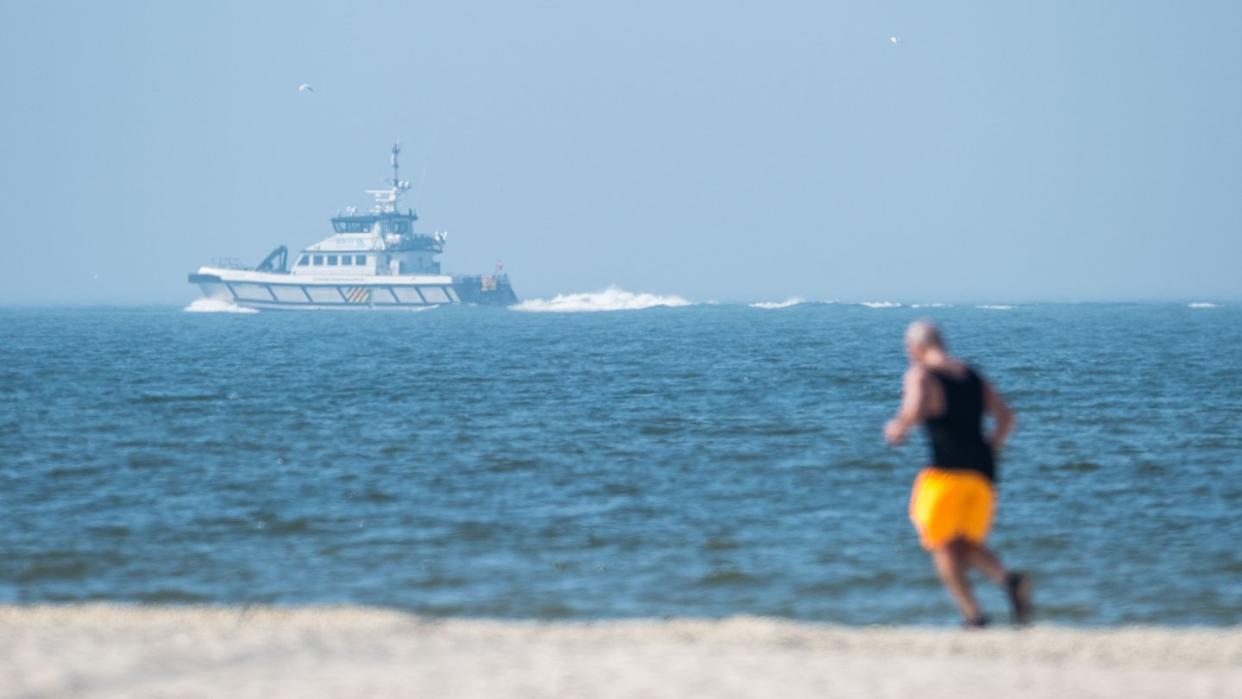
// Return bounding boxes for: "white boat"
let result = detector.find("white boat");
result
[189,145,517,310]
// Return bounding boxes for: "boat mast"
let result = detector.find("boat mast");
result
[368,143,411,214]
[391,143,402,190]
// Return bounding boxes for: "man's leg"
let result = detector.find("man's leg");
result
[930,537,983,622]
[963,540,1034,625]
[963,541,1006,584]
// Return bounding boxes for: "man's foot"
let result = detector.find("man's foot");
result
[1005,571,1033,625]
[961,614,990,630]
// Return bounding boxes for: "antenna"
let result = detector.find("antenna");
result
[391,143,401,188]
[368,143,412,214]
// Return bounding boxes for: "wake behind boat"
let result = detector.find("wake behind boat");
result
[188,145,517,310]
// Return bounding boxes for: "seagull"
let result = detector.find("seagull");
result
[889,36,902,45]
[298,83,315,93]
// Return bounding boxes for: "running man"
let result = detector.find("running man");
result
[884,319,1032,627]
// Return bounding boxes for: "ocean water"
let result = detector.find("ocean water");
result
[1,299,1239,626]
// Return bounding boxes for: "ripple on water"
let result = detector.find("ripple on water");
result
[137,588,213,603]
[132,393,226,404]
[697,569,763,588]
[1058,461,1101,473]
[125,452,177,470]
[251,516,314,535]
[1134,461,1169,476]
[15,559,92,584]
[702,537,741,551]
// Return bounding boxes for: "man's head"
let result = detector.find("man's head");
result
[905,319,946,364]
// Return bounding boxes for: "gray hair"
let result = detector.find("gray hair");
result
[905,319,945,349]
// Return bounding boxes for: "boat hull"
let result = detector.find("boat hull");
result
[189,270,517,310]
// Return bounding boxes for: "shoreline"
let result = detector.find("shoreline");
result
[3,605,1239,698]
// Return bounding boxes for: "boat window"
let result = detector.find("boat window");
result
[298,255,309,266]
[327,255,338,266]
[332,219,375,233]
[341,255,352,266]
[313,255,323,266]
[355,255,367,265]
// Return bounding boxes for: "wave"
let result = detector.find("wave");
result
[976,305,1016,310]
[1188,302,1218,309]
[512,286,693,313]
[184,299,258,314]
[910,303,951,309]
[749,297,806,310]
[860,301,902,309]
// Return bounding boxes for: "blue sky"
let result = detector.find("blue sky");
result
[1,1,1238,304]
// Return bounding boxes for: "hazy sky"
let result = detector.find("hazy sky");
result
[1,1,1239,304]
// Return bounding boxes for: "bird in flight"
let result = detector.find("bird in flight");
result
[298,83,315,93]
[889,36,902,45]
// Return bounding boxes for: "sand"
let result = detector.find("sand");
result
[1,606,1239,698]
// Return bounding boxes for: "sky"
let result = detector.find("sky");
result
[0,0,1239,304]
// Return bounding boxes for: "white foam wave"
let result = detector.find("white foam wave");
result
[512,286,692,313]
[184,298,258,314]
[1188,302,1218,309]
[749,297,806,310]
[910,303,952,309]
[976,305,1016,310]
[860,301,902,309]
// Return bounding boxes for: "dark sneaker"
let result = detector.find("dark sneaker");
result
[1006,572,1033,625]
[961,614,990,630]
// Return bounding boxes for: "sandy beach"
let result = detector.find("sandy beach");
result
[1,606,1238,698]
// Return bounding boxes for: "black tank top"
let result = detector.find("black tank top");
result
[923,367,997,482]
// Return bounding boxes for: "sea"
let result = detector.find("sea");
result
[1,293,1239,626]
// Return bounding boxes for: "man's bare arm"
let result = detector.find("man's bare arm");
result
[885,367,927,445]
[982,379,1015,452]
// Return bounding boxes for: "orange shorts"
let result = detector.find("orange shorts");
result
[909,468,994,550]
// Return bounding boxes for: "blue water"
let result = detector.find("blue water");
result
[1,303,1240,626]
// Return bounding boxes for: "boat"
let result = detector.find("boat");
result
[188,145,517,309]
